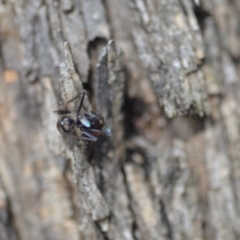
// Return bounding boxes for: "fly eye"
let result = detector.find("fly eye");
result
[61,117,74,132]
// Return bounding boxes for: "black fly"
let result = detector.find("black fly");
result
[53,91,104,143]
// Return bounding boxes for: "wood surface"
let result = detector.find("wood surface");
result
[0,0,240,239]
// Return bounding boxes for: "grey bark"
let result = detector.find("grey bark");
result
[0,0,240,240]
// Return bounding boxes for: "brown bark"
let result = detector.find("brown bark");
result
[0,0,240,240]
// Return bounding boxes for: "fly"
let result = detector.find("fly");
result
[54,91,104,142]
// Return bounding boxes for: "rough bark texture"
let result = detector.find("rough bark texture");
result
[0,0,240,240]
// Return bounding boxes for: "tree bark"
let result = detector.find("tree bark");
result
[0,0,240,240]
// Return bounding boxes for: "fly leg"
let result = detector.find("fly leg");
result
[80,129,101,142]
[53,92,85,115]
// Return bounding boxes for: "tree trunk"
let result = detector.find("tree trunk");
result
[0,0,239,239]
